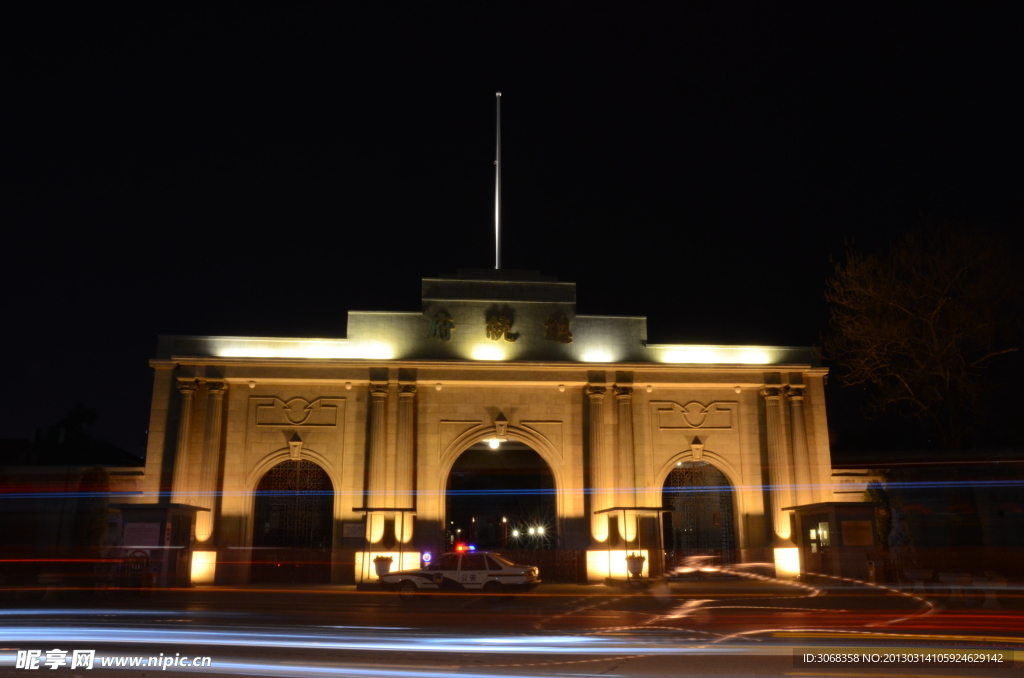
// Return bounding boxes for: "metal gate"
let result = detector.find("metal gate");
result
[497,549,587,583]
[252,460,333,583]
[662,461,736,566]
[120,550,149,590]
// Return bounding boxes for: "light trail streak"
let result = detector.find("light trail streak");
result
[5,477,1024,501]
[0,608,256,621]
[0,650,731,678]
[0,625,719,656]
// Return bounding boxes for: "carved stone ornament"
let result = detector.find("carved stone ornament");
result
[425,310,455,341]
[543,314,573,343]
[690,436,705,461]
[398,384,418,396]
[485,315,517,342]
[494,413,508,437]
[787,387,805,400]
[654,400,735,430]
[369,383,389,397]
[177,380,197,396]
[585,385,607,398]
[614,385,633,398]
[254,396,344,427]
[288,432,303,460]
[760,387,782,399]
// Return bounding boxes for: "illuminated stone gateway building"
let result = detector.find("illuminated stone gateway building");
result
[139,270,850,584]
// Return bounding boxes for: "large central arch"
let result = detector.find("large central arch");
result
[445,440,557,550]
[437,423,566,531]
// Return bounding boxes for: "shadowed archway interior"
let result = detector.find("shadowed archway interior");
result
[252,459,333,583]
[662,461,737,566]
[445,441,556,550]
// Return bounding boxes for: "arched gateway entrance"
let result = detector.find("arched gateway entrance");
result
[252,460,333,583]
[662,461,737,567]
[445,441,556,550]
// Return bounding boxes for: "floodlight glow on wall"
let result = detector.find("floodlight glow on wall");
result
[580,348,615,363]
[653,345,775,365]
[470,344,507,361]
[214,340,395,360]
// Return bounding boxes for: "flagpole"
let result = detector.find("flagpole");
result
[495,92,501,270]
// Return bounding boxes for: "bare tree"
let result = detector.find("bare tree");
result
[824,228,1023,449]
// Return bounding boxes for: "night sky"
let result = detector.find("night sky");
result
[7,4,1022,459]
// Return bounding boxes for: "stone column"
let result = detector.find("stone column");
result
[195,382,226,542]
[761,387,794,543]
[366,383,389,543]
[787,388,813,507]
[395,384,417,542]
[614,386,637,541]
[170,380,196,504]
[586,385,612,542]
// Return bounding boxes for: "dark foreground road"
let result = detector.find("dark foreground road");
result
[2,574,1022,677]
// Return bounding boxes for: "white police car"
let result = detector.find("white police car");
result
[380,550,541,599]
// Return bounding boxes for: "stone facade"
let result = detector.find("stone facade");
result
[133,270,841,583]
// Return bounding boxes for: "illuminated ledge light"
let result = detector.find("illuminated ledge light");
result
[649,344,777,365]
[213,340,395,360]
[469,344,508,361]
[580,348,616,363]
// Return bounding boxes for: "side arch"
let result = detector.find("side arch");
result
[655,448,742,494]
[657,449,743,562]
[241,447,344,551]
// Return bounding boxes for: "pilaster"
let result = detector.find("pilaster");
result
[761,387,793,543]
[170,380,197,505]
[614,385,636,540]
[366,382,389,542]
[395,384,417,541]
[586,385,611,541]
[196,381,226,542]
[144,365,176,499]
[787,387,813,507]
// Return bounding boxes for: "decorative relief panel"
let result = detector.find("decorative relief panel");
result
[651,401,737,431]
[521,421,563,460]
[252,397,346,427]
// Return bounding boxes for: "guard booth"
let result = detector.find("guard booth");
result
[111,504,207,587]
[785,502,879,582]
